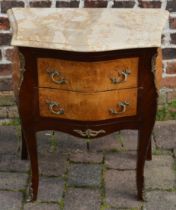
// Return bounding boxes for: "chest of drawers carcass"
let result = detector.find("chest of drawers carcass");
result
[8,8,168,201]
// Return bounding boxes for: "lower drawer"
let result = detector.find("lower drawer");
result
[39,88,137,121]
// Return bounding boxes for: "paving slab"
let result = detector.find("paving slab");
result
[105,209,116,210]
[153,120,176,150]
[90,133,122,152]
[105,151,136,170]
[24,203,60,210]
[105,170,143,209]
[120,130,138,151]
[69,151,103,163]
[55,132,87,152]
[38,177,64,202]
[64,188,101,210]
[68,164,102,187]
[144,191,176,210]
[0,172,28,190]
[120,130,156,151]
[37,131,55,155]
[37,131,87,155]
[0,126,19,154]
[39,153,68,177]
[0,191,23,210]
[173,149,176,158]
[145,155,175,190]
[105,208,133,210]
[0,154,29,172]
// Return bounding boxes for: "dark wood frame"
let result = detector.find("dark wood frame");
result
[16,47,158,201]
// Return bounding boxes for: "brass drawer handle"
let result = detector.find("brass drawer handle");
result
[74,129,106,138]
[111,69,131,84]
[109,101,129,115]
[46,100,64,115]
[47,69,67,84]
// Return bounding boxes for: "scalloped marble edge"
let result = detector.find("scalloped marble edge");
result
[7,8,169,52]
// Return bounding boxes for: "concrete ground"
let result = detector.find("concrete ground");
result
[0,120,175,210]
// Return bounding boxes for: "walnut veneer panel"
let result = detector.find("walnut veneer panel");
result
[39,88,137,121]
[38,57,138,92]
[155,48,162,90]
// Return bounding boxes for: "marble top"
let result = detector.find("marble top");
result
[7,8,169,52]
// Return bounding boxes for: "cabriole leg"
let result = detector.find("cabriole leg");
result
[137,127,152,200]
[23,129,39,201]
[146,138,152,161]
[21,129,28,160]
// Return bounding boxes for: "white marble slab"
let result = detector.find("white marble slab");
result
[7,8,169,52]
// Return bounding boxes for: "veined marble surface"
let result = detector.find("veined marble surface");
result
[7,8,169,52]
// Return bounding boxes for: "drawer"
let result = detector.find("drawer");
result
[38,57,139,92]
[39,88,137,121]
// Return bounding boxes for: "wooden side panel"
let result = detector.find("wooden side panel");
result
[38,57,139,92]
[39,88,137,121]
[155,48,162,90]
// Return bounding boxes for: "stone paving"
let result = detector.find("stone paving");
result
[0,120,175,210]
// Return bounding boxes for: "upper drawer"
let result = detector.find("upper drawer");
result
[38,57,139,92]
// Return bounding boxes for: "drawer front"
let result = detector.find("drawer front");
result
[38,57,139,92]
[39,88,137,121]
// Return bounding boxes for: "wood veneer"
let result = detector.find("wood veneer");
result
[38,57,138,92]
[39,88,137,121]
